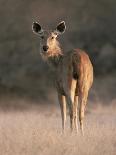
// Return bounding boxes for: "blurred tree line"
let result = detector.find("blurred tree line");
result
[0,0,116,100]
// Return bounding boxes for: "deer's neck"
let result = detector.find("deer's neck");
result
[47,40,63,68]
[48,54,63,68]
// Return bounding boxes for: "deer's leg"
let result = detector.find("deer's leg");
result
[79,91,88,135]
[79,100,85,135]
[58,94,66,132]
[74,95,78,133]
[70,79,77,132]
[65,94,73,132]
[65,79,77,132]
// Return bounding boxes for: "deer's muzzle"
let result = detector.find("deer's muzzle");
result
[43,45,49,52]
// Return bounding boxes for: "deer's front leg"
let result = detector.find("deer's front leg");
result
[58,93,66,133]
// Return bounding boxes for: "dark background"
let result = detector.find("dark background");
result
[0,0,116,104]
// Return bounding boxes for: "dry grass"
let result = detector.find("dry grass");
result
[0,98,116,155]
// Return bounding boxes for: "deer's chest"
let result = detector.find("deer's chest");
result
[55,62,73,95]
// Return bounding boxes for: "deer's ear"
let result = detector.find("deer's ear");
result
[55,21,66,35]
[32,22,43,35]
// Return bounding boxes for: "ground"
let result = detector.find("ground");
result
[0,97,116,155]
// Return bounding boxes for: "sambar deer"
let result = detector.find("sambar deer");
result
[32,21,93,134]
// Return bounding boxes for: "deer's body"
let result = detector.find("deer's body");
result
[52,49,93,95]
[32,21,93,134]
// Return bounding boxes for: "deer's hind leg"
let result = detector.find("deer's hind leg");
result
[63,78,77,132]
[73,95,78,133]
[73,81,79,133]
[58,94,66,133]
[70,79,77,132]
[79,89,88,135]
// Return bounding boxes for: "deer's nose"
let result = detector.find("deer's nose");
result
[43,45,49,51]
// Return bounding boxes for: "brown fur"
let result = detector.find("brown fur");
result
[32,22,93,133]
[45,48,93,134]
[50,49,93,133]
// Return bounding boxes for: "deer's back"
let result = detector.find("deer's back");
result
[72,49,93,89]
[55,48,93,95]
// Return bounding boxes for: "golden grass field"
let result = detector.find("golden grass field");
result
[0,97,116,155]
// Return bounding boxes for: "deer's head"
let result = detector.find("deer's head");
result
[32,21,66,59]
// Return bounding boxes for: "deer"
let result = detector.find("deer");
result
[32,21,93,134]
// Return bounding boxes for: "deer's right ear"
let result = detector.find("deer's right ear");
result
[32,22,43,35]
[55,21,66,35]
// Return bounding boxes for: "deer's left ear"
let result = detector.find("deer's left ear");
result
[32,22,43,35]
[55,21,66,35]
